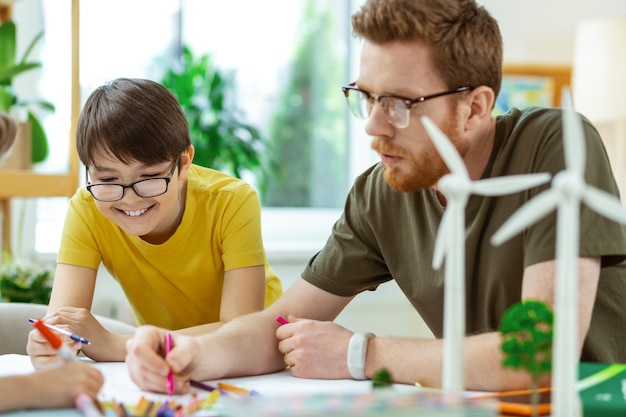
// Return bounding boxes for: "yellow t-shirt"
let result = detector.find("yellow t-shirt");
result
[58,165,282,329]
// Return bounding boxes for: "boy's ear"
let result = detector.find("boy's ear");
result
[178,145,195,177]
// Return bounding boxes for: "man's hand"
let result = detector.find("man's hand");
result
[275,315,354,379]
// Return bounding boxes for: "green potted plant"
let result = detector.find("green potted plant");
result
[0,4,53,164]
[160,45,263,179]
[0,198,53,305]
[0,252,52,304]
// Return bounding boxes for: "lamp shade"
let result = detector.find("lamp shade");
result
[572,17,626,123]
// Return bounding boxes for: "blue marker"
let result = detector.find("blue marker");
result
[28,317,90,345]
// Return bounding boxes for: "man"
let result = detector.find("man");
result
[126,0,626,393]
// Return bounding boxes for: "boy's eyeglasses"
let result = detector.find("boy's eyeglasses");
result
[86,158,179,202]
[341,83,473,129]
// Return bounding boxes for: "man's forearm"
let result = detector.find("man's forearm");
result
[365,332,535,392]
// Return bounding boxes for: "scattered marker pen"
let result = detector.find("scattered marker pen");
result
[217,381,261,396]
[28,317,90,345]
[75,393,102,417]
[190,379,217,392]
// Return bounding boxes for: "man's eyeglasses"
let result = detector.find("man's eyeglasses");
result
[86,158,179,202]
[341,83,474,129]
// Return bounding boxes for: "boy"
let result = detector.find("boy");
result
[28,78,282,368]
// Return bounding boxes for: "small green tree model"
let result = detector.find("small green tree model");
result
[372,368,393,389]
[499,299,554,417]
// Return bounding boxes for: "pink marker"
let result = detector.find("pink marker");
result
[276,316,289,325]
[75,393,103,417]
[165,333,174,395]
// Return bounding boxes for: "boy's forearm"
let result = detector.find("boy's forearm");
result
[82,333,132,362]
[174,321,224,336]
[192,312,285,380]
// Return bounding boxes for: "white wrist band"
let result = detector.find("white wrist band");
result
[347,332,375,380]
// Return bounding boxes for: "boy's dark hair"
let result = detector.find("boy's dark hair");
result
[352,0,503,99]
[77,78,191,168]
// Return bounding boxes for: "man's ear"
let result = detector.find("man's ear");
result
[178,145,195,178]
[461,86,495,132]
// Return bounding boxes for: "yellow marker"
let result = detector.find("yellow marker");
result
[134,396,154,416]
[200,390,220,409]
[217,381,259,396]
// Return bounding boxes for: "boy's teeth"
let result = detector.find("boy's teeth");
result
[124,208,147,217]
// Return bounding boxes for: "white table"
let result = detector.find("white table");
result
[0,354,494,416]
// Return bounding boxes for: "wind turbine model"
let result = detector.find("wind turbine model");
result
[420,116,551,398]
[491,90,626,417]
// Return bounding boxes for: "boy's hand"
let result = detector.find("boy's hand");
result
[126,325,199,394]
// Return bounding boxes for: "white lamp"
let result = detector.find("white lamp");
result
[572,17,626,192]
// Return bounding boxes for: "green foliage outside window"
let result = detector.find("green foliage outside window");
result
[160,46,264,179]
[260,0,349,207]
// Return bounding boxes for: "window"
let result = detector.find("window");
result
[20,0,375,259]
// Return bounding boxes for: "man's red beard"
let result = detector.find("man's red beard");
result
[370,121,466,193]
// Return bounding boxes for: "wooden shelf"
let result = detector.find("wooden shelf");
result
[0,171,78,198]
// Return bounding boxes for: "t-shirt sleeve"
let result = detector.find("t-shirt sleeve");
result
[301,167,392,297]
[57,192,103,269]
[219,183,267,271]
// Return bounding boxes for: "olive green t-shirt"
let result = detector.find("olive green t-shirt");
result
[302,106,626,362]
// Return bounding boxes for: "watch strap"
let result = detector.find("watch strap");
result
[347,332,375,380]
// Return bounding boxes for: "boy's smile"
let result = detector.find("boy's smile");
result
[123,208,149,217]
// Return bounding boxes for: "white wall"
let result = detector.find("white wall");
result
[478,0,626,64]
[478,1,626,195]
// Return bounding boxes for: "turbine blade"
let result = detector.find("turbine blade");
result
[432,209,451,269]
[421,116,468,177]
[561,88,586,176]
[582,186,626,225]
[471,173,551,196]
[491,191,560,245]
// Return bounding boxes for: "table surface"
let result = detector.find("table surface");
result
[0,354,515,416]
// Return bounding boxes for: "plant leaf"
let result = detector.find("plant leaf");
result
[0,62,41,84]
[19,31,44,65]
[0,85,14,112]
[16,98,55,112]
[0,20,16,72]
[28,111,49,163]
